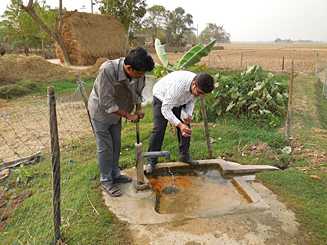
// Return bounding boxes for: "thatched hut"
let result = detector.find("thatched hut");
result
[55,12,127,65]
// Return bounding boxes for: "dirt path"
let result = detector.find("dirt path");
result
[291,72,327,166]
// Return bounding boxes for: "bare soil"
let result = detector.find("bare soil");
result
[151,42,327,73]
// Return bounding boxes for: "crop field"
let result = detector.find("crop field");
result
[153,42,327,73]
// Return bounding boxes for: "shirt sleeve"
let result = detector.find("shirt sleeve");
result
[97,67,119,114]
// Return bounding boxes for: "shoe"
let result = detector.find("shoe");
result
[146,163,156,174]
[179,154,199,165]
[115,175,132,184]
[101,181,122,197]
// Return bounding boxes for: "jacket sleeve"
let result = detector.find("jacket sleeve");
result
[97,67,119,114]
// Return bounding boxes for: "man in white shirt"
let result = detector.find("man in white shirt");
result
[147,71,214,173]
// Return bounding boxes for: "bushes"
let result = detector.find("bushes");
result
[194,65,288,127]
[0,81,39,99]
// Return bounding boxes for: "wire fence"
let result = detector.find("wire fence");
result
[1,46,327,242]
[0,83,93,167]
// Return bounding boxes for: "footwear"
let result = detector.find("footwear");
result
[179,154,199,165]
[101,181,122,197]
[146,163,156,174]
[115,174,132,184]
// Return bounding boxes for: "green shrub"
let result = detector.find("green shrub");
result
[0,84,31,99]
[194,65,288,127]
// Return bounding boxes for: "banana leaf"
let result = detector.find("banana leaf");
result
[154,39,169,68]
[174,39,216,70]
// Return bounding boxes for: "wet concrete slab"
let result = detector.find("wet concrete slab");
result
[103,159,309,244]
[103,159,274,225]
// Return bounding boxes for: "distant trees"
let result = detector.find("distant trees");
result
[141,5,168,46]
[199,23,230,43]
[1,0,57,55]
[97,0,147,40]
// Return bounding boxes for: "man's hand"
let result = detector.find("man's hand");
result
[136,111,145,120]
[126,113,139,122]
[182,116,192,125]
[177,123,192,137]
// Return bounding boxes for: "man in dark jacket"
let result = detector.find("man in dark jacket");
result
[88,47,154,197]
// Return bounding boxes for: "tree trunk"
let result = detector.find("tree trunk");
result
[21,0,71,65]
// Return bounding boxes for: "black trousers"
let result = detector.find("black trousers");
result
[147,96,190,164]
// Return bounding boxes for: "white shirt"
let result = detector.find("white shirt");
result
[153,70,196,126]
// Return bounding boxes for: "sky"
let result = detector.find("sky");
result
[0,0,327,42]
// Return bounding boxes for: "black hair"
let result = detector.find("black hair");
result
[124,47,155,72]
[194,73,214,93]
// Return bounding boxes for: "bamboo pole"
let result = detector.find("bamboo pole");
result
[48,87,61,243]
[285,60,294,141]
[200,97,213,158]
[76,74,95,136]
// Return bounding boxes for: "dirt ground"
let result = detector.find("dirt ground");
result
[151,42,327,73]
[0,55,105,85]
[0,95,92,163]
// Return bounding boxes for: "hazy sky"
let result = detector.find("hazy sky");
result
[1,0,326,42]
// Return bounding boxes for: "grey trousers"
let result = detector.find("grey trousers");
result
[92,119,121,182]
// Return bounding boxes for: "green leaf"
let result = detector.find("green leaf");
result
[154,38,169,68]
[175,39,216,69]
[226,101,235,112]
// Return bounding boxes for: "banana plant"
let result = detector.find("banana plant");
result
[153,38,217,78]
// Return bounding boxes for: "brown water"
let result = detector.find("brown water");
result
[149,169,248,215]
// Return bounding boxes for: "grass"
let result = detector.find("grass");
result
[1,72,327,244]
[0,78,95,99]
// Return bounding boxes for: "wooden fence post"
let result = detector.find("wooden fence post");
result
[200,98,213,158]
[315,51,319,75]
[285,60,294,141]
[282,56,285,71]
[48,87,61,243]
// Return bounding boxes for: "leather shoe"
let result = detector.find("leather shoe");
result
[179,154,199,165]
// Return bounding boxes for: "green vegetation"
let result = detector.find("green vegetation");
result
[194,65,289,127]
[0,0,56,53]
[0,78,94,99]
[1,71,327,244]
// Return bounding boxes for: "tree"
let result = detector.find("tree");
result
[141,5,168,46]
[165,7,194,47]
[20,0,71,64]
[98,0,147,40]
[0,0,55,55]
[199,23,231,43]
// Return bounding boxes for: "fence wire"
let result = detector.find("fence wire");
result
[0,85,93,165]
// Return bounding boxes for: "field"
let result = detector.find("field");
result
[1,43,327,244]
[152,42,327,74]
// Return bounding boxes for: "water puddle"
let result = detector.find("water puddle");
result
[148,168,248,215]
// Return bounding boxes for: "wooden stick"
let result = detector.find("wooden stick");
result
[87,193,99,216]
[48,87,61,243]
[76,75,95,136]
[200,97,213,158]
[0,151,42,171]
[285,60,294,141]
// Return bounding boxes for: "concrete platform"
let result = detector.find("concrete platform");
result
[103,159,277,225]
[103,159,309,244]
